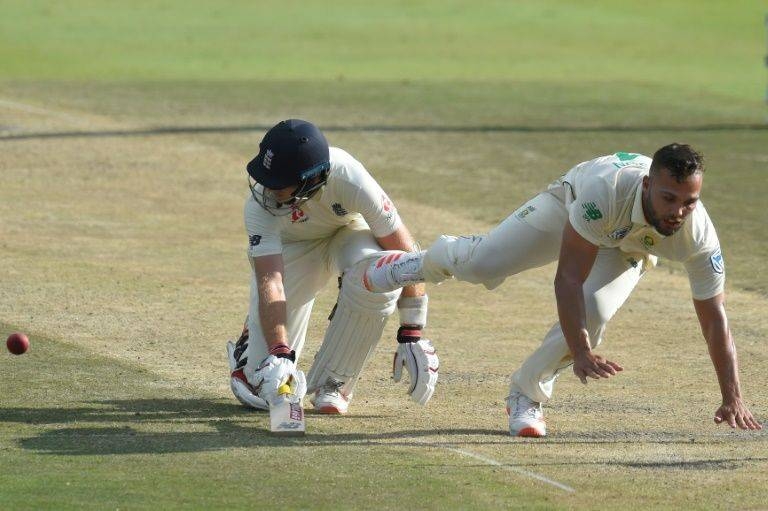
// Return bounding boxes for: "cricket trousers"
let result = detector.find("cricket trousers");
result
[422,191,651,403]
[243,220,388,381]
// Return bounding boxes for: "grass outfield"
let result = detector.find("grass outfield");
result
[1,1,767,509]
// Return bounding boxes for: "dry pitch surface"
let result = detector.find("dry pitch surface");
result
[1,94,767,510]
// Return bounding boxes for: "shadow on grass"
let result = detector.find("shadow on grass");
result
[0,398,392,425]
[2,397,501,455]
[2,122,768,141]
[17,424,511,456]
[6,398,767,456]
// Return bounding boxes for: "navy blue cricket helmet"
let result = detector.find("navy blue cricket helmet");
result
[247,119,330,189]
[246,119,331,215]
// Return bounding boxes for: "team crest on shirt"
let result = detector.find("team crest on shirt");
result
[263,149,274,170]
[291,206,308,223]
[332,202,348,216]
[608,225,631,240]
[710,248,724,274]
[642,235,655,248]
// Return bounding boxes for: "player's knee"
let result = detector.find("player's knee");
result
[340,258,402,316]
[424,234,507,288]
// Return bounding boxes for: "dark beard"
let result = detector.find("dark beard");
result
[642,193,677,236]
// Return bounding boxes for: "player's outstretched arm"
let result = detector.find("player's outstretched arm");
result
[555,221,623,384]
[693,294,762,430]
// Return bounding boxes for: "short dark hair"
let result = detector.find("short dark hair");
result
[650,143,704,183]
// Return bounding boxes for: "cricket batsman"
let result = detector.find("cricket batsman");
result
[365,143,762,436]
[226,119,438,414]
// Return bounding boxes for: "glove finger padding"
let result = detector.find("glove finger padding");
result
[289,370,307,402]
[392,350,406,383]
[393,339,439,405]
[253,355,305,406]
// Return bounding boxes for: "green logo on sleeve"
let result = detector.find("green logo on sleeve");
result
[582,202,603,221]
[615,152,640,161]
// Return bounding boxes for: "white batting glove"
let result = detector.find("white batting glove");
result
[393,327,439,405]
[252,347,307,405]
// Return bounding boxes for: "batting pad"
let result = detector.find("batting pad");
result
[307,257,401,396]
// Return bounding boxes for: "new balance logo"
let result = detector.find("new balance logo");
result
[582,202,603,222]
[332,202,348,216]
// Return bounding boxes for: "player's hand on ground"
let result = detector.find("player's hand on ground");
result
[714,399,763,430]
[393,327,439,405]
[572,351,623,384]
[253,354,307,405]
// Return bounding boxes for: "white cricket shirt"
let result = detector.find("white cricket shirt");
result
[548,152,724,300]
[244,147,402,258]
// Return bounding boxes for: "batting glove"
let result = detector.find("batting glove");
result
[252,346,307,406]
[393,326,439,405]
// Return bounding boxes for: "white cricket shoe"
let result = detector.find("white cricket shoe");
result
[363,251,426,293]
[310,379,350,414]
[506,391,546,437]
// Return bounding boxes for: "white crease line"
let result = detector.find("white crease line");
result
[0,98,85,124]
[417,440,575,493]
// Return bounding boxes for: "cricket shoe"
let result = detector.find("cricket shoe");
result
[310,378,350,414]
[363,251,426,293]
[506,391,547,437]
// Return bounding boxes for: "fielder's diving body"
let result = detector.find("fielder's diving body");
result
[227,119,438,414]
[365,144,762,436]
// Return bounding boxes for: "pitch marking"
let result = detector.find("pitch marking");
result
[0,98,84,123]
[416,440,575,493]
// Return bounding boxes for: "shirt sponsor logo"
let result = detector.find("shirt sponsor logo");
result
[249,234,262,247]
[608,225,631,240]
[710,248,724,274]
[291,207,308,223]
[516,205,536,219]
[582,202,603,222]
[332,202,348,216]
[263,149,274,170]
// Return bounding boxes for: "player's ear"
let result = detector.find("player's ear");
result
[642,175,649,191]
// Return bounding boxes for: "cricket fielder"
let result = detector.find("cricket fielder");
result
[227,119,438,414]
[365,144,762,436]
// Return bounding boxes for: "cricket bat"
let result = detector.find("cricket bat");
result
[269,383,305,436]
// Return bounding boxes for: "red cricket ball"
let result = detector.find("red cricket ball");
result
[6,332,30,355]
